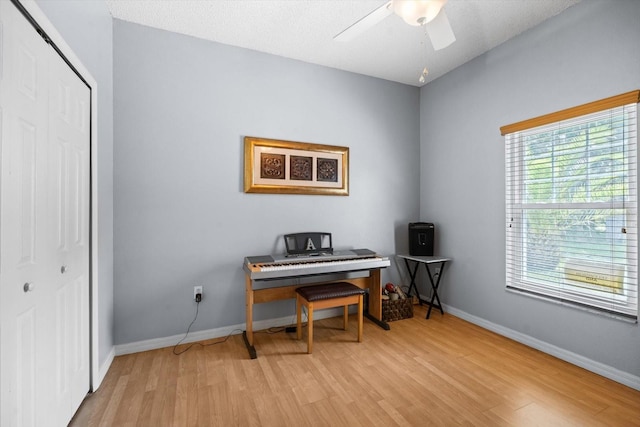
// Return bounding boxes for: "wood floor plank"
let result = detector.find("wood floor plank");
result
[71,306,640,426]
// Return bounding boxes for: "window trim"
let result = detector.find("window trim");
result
[500,90,640,136]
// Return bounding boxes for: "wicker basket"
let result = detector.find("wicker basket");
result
[382,297,413,322]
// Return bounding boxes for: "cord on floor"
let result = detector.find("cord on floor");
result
[173,303,308,355]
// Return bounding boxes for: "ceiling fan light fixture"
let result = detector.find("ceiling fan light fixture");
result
[391,0,448,26]
[419,67,428,84]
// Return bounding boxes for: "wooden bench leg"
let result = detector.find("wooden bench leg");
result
[296,294,303,340]
[357,294,363,342]
[307,302,314,354]
[343,305,349,330]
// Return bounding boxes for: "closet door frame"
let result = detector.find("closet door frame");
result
[17,0,102,390]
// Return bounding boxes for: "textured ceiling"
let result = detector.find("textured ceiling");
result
[105,0,582,87]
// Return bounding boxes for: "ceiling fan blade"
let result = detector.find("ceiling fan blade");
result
[334,1,393,42]
[425,8,456,50]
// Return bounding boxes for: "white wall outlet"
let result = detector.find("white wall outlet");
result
[194,285,203,301]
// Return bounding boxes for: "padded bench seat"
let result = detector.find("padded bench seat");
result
[296,282,365,354]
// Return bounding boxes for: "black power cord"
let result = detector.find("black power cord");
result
[172,300,244,355]
[173,302,307,355]
[173,300,201,355]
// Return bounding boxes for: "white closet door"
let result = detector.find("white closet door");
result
[0,2,90,426]
[48,26,91,423]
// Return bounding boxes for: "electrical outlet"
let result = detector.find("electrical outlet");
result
[193,285,203,301]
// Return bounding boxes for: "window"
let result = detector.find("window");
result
[502,91,639,321]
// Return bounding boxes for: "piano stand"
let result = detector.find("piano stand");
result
[244,266,388,359]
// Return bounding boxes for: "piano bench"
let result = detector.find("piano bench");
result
[295,282,365,354]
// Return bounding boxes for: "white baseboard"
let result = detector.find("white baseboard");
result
[115,307,343,356]
[443,303,640,391]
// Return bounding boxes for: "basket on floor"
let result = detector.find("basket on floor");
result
[382,297,413,321]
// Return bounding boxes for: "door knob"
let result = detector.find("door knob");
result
[23,282,34,292]
[61,265,68,274]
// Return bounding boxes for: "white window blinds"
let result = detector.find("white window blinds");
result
[503,92,639,321]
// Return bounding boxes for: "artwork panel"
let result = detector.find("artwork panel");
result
[317,158,338,182]
[290,156,312,181]
[260,153,285,180]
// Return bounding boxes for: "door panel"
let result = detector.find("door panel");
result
[0,2,91,426]
[49,33,91,422]
[17,119,38,266]
[1,3,51,425]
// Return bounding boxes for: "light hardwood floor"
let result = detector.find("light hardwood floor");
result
[71,305,640,426]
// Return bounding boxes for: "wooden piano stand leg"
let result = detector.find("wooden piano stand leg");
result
[296,295,303,340]
[243,275,257,359]
[363,269,390,331]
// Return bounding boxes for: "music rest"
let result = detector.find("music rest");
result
[284,232,333,256]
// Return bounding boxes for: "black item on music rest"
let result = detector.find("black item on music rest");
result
[409,222,434,256]
[284,232,333,256]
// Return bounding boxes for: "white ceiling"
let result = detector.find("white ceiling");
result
[105,0,582,87]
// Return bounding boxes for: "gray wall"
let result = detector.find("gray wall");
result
[112,20,421,345]
[420,0,640,377]
[35,0,638,383]
[35,0,114,372]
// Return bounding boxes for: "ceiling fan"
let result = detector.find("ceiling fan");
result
[334,0,456,51]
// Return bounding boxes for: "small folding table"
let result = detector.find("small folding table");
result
[397,254,452,319]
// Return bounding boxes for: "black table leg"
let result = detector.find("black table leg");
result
[423,261,446,319]
[404,258,420,301]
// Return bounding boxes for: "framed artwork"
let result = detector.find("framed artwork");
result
[244,136,349,195]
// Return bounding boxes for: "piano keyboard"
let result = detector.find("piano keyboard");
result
[258,256,378,271]
[244,250,390,280]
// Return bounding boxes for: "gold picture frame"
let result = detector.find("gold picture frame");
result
[244,136,349,195]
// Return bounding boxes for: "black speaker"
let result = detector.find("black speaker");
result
[409,222,434,256]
